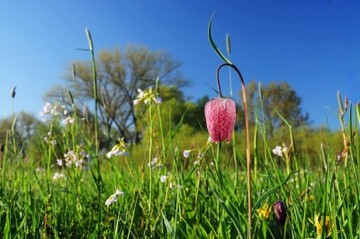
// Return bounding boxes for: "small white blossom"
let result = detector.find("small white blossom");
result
[106,145,128,158]
[160,175,167,183]
[272,144,290,158]
[183,150,191,158]
[53,172,65,180]
[137,89,145,98]
[154,96,162,104]
[169,183,182,190]
[44,135,57,146]
[62,116,75,125]
[107,138,129,158]
[133,87,162,106]
[105,189,124,206]
[272,146,283,157]
[133,99,140,105]
[63,149,90,169]
[148,157,158,168]
[35,167,45,173]
[40,102,52,116]
[57,159,63,166]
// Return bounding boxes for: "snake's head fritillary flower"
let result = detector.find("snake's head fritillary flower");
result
[204,97,236,143]
[273,200,287,226]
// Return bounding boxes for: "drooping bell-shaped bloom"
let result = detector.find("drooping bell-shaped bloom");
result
[204,97,236,143]
[273,200,287,226]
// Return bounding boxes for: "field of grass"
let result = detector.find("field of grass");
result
[1,87,360,238]
[1,28,360,239]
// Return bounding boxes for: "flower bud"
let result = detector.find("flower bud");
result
[273,200,287,226]
[204,97,236,143]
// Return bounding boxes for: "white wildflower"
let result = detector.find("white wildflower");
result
[133,99,140,105]
[62,116,75,125]
[57,159,63,167]
[40,102,52,116]
[148,157,158,168]
[272,146,283,157]
[160,175,167,183]
[53,172,65,180]
[183,150,191,158]
[63,149,89,169]
[106,145,128,158]
[105,189,124,206]
[107,138,128,158]
[154,96,162,104]
[137,89,145,99]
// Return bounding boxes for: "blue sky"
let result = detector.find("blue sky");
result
[1,0,359,129]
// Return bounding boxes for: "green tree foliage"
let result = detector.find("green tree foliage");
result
[243,81,309,136]
[44,46,188,144]
[0,111,40,152]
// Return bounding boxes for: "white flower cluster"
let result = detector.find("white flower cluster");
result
[133,88,162,106]
[57,148,91,169]
[40,102,75,125]
[159,173,182,190]
[44,131,57,146]
[272,145,289,158]
[53,172,65,180]
[106,138,129,158]
[147,157,163,169]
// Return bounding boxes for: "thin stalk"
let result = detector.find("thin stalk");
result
[147,104,153,222]
[217,63,252,238]
[155,78,166,159]
[85,28,102,236]
[85,28,99,155]
[215,143,224,189]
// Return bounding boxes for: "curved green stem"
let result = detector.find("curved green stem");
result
[216,63,252,238]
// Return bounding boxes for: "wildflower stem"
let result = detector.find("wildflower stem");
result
[85,28,99,155]
[217,63,252,239]
[148,103,153,223]
[85,28,102,236]
[215,142,224,189]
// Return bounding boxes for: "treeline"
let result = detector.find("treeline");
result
[0,46,345,167]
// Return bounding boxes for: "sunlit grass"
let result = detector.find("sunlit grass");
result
[1,84,359,238]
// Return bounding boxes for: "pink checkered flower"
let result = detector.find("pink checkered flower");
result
[204,97,236,143]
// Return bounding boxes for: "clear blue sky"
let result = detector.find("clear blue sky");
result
[1,0,359,129]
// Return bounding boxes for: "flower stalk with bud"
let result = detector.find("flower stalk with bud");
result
[208,15,252,238]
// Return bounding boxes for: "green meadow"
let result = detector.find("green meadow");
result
[1,27,359,239]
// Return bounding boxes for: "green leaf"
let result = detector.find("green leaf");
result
[208,13,232,65]
[252,170,298,214]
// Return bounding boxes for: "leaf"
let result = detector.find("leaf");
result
[161,212,174,236]
[207,13,232,65]
[252,170,298,215]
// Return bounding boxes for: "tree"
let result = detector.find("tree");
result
[243,81,309,136]
[0,111,41,152]
[45,46,188,144]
